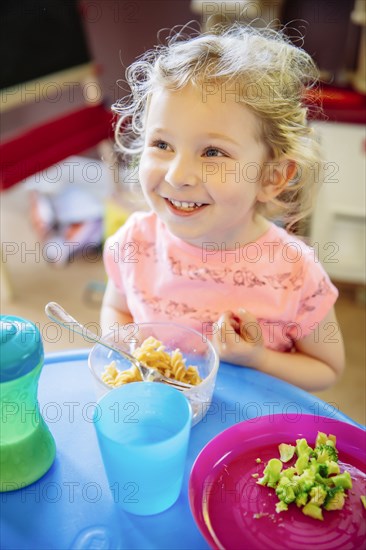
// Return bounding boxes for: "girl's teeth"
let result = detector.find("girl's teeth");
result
[169,199,203,210]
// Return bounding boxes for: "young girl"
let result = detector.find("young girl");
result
[101,24,345,392]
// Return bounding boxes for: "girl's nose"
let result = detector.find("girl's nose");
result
[165,155,199,188]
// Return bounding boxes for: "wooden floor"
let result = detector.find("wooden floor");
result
[1,185,365,426]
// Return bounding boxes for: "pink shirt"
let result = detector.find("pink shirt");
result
[104,211,338,352]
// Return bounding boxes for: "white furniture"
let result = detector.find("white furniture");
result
[309,121,366,284]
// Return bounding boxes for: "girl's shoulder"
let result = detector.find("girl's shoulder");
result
[109,210,157,241]
[257,222,328,280]
[125,209,156,227]
[263,223,317,260]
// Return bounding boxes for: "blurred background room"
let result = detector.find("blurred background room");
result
[1,0,365,424]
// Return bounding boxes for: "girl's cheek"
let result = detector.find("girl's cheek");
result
[138,157,151,184]
[139,161,161,190]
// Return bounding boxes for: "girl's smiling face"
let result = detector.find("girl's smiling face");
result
[138,83,270,248]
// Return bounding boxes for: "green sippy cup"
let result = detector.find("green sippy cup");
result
[0,315,56,492]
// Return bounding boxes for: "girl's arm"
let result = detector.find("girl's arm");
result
[100,279,134,335]
[212,307,345,392]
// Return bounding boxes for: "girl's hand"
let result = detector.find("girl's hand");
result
[212,308,266,368]
[212,306,345,391]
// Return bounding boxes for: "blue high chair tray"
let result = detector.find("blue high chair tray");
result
[0,350,362,550]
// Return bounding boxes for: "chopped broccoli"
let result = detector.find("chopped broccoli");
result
[295,492,308,507]
[256,431,352,520]
[331,471,352,490]
[294,439,313,474]
[315,432,327,446]
[302,502,323,521]
[275,477,297,504]
[295,454,310,475]
[296,438,312,458]
[276,501,288,513]
[257,458,282,488]
[313,444,339,463]
[317,463,328,478]
[309,485,327,506]
[315,472,333,487]
[297,469,316,493]
[315,432,336,447]
[279,443,296,462]
[324,486,346,511]
[308,458,339,478]
[326,460,340,475]
[280,467,297,479]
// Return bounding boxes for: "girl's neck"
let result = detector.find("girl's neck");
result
[169,214,272,250]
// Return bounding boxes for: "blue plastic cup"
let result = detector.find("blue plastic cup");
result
[93,382,192,515]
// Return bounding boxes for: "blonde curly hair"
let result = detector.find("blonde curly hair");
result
[113,23,323,232]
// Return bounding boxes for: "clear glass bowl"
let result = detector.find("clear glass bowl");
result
[88,322,219,426]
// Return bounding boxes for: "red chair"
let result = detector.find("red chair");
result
[0,101,113,191]
[0,63,115,299]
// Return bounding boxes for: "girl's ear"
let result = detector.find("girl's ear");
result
[257,159,297,203]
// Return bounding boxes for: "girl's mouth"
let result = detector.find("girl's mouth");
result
[165,198,208,215]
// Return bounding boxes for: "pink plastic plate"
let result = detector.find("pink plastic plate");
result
[189,414,366,550]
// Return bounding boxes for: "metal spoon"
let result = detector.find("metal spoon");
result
[44,301,193,391]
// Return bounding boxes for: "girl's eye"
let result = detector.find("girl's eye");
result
[203,147,225,157]
[151,140,169,151]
